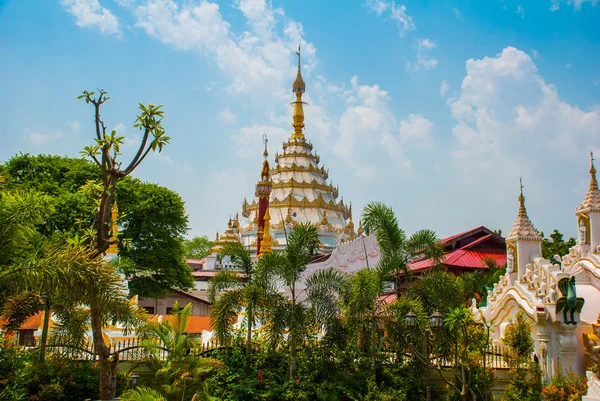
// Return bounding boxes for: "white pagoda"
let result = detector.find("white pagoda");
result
[208,46,355,262]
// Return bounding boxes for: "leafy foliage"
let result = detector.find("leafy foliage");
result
[135,302,219,401]
[184,236,214,260]
[541,229,576,261]
[502,313,543,401]
[3,154,193,297]
[541,368,587,401]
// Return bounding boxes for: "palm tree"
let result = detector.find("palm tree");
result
[258,223,346,379]
[137,302,214,401]
[340,267,387,374]
[0,188,143,374]
[361,202,445,297]
[208,242,280,374]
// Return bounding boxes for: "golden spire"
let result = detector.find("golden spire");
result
[259,207,273,256]
[357,220,364,237]
[291,42,306,140]
[260,134,270,181]
[577,151,600,213]
[107,201,119,254]
[507,178,541,241]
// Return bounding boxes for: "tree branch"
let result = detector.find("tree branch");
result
[123,128,150,174]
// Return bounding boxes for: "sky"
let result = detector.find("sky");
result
[1,0,599,240]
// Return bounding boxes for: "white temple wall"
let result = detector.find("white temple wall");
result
[515,241,542,280]
[590,213,600,252]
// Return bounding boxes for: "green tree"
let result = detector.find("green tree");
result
[541,229,576,261]
[361,202,444,297]
[457,258,505,305]
[4,154,194,298]
[503,313,542,401]
[340,267,387,376]
[77,89,171,400]
[184,236,213,260]
[208,242,279,374]
[136,302,215,401]
[258,223,346,379]
[117,179,193,298]
[409,269,463,314]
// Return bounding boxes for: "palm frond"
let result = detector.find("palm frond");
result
[361,202,406,260]
[121,386,167,401]
[209,289,243,343]
[216,242,253,275]
[208,270,244,303]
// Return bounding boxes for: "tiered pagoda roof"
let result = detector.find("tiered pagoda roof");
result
[577,152,600,214]
[506,179,541,242]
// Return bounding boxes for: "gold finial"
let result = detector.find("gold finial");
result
[291,42,307,140]
[292,42,305,94]
[591,151,598,189]
[215,231,220,241]
[518,177,526,217]
[260,134,270,181]
[285,207,293,224]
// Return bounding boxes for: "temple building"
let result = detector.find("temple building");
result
[473,154,600,394]
[206,46,354,268]
[408,226,507,275]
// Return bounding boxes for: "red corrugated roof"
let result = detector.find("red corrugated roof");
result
[0,312,43,330]
[441,226,488,246]
[409,249,506,271]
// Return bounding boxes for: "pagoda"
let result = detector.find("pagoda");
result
[213,45,354,258]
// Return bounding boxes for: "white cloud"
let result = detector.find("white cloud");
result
[218,107,237,123]
[440,80,449,97]
[24,128,64,146]
[453,8,463,20]
[516,4,525,17]
[67,120,81,132]
[365,0,415,36]
[61,0,121,37]
[449,46,600,188]
[332,76,428,180]
[550,0,599,10]
[133,0,317,107]
[398,114,434,148]
[410,38,438,71]
[231,124,288,160]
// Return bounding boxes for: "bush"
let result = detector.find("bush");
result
[542,368,587,401]
[0,341,127,401]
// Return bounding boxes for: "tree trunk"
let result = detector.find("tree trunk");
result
[370,310,376,375]
[289,293,297,379]
[91,305,118,400]
[39,297,51,362]
[245,305,253,374]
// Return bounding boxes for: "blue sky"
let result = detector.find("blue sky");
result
[1,0,599,240]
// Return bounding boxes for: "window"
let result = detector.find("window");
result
[166,307,173,315]
[143,306,155,314]
[19,330,35,346]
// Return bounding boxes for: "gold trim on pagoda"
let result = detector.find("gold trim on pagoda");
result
[242,193,352,220]
[271,178,338,198]
[271,163,329,180]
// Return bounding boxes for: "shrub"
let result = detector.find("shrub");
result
[542,368,587,401]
